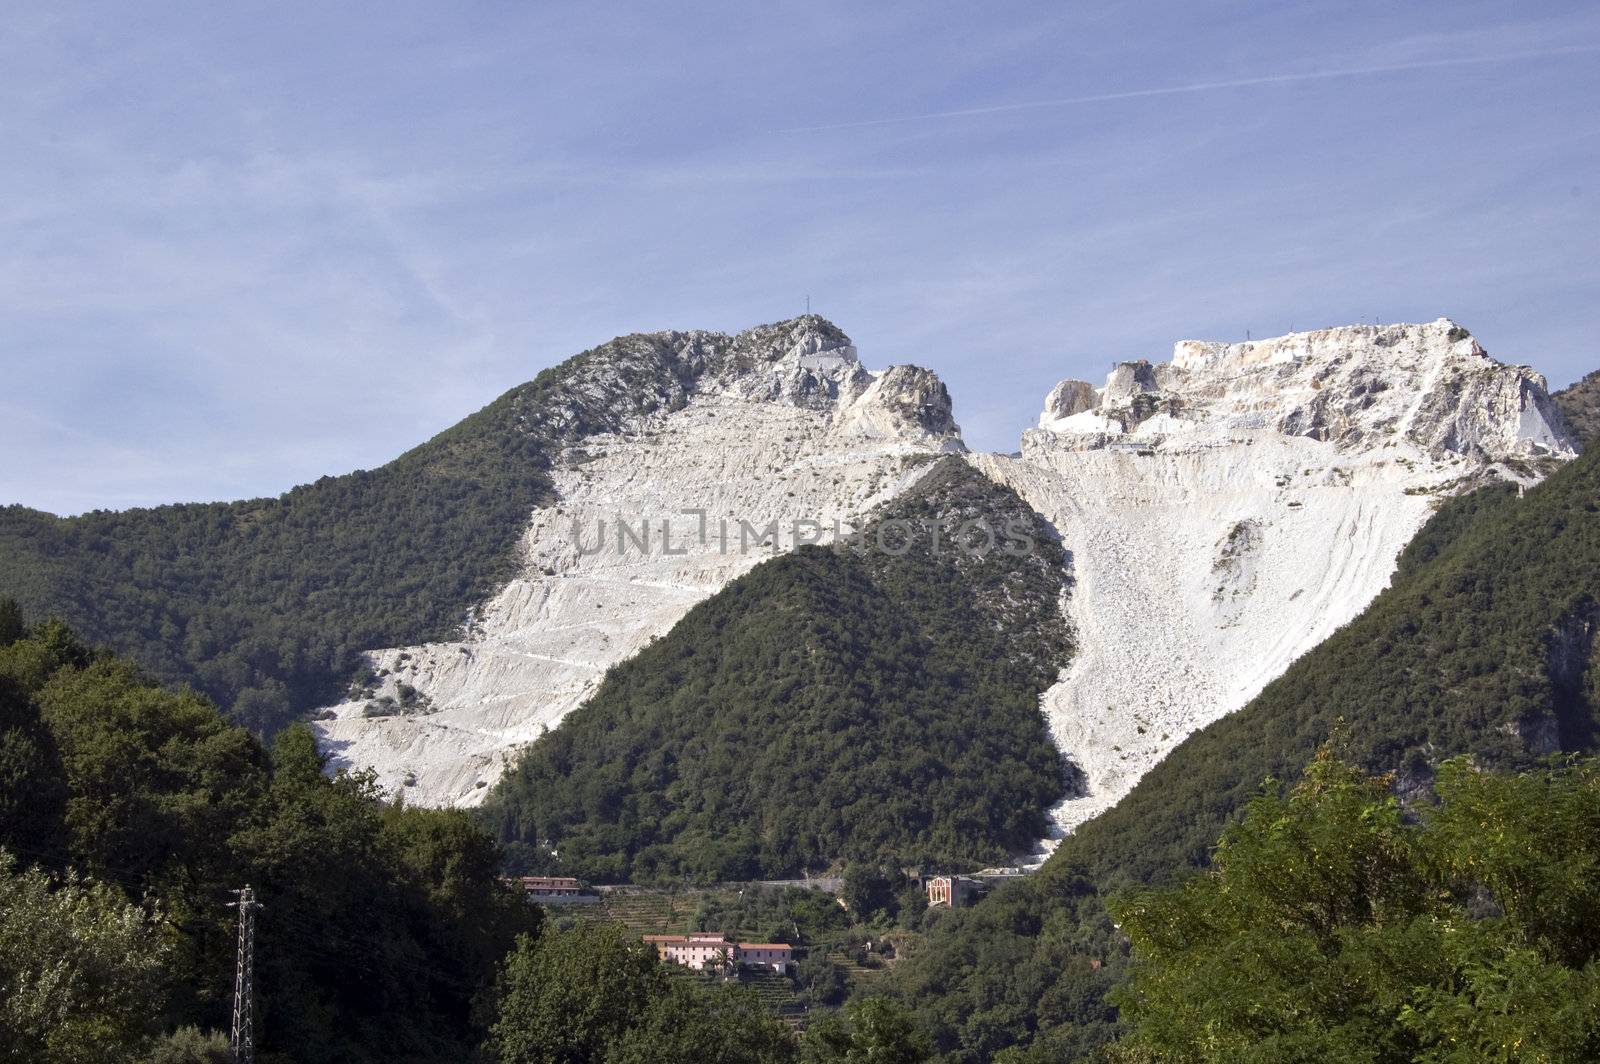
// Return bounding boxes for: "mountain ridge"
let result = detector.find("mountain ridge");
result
[0,315,1577,828]
[313,316,965,802]
[1554,367,1600,449]
[0,314,952,745]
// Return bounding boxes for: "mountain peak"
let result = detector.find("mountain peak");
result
[1035,318,1574,462]
[701,317,959,446]
[736,312,853,350]
[490,313,960,452]
[717,315,860,382]
[1168,317,1478,373]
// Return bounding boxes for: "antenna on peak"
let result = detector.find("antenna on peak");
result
[805,294,811,316]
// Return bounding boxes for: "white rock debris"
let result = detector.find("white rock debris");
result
[313,319,963,806]
[971,318,1574,861]
[315,314,1574,860]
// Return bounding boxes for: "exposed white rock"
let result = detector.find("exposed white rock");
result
[973,318,1574,859]
[1040,379,1098,424]
[315,313,1574,858]
[313,318,962,806]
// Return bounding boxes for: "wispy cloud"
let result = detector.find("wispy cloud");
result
[3,3,1597,510]
[775,45,1600,134]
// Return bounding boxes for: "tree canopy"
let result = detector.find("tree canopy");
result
[1554,369,1600,450]
[0,607,538,1063]
[488,920,932,1064]
[490,921,802,1064]
[1107,749,1600,1062]
[0,853,172,1064]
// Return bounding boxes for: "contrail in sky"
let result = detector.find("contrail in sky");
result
[774,45,1599,134]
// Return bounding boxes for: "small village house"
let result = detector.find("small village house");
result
[505,876,597,904]
[643,933,794,973]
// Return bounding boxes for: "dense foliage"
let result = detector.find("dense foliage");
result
[689,883,854,945]
[1107,749,1600,1062]
[490,921,799,1064]
[0,609,538,1063]
[0,853,172,1062]
[803,997,935,1064]
[1554,369,1600,450]
[486,459,1074,882]
[488,920,933,1064]
[0,329,736,736]
[889,446,1600,1061]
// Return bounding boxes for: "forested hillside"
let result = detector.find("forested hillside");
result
[1555,368,1600,449]
[0,331,728,736]
[485,458,1075,882]
[0,606,537,1063]
[0,603,942,1064]
[888,445,1600,1062]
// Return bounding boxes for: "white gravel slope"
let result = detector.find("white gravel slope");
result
[313,325,962,806]
[974,319,1573,858]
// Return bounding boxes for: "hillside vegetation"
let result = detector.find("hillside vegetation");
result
[1105,749,1600,1062]
[0,606,537,1063]
[0,331,726,736]
[486,458,1075,882]
[1555,368,1600,450]
[888,445,1600,1062]
[0,603,943,1064]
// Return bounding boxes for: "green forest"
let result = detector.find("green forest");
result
[0,604,943,1064]
[0,328,739,737]
[9,429,1600,1061]
[1555,368,1600,449]
[884,442,1600,1061]
[488,920,933,1064]
[486,458,1075,882]
[1102,747,1600,1062]
[0,606,537,1062]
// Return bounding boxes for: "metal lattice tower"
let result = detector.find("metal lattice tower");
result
[228,885,262,1064]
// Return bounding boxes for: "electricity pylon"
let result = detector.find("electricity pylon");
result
[228,885,262,1064]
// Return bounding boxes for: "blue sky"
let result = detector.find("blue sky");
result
[4,1,1597,514]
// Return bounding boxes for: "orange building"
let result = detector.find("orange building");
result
[644,933,736,971]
